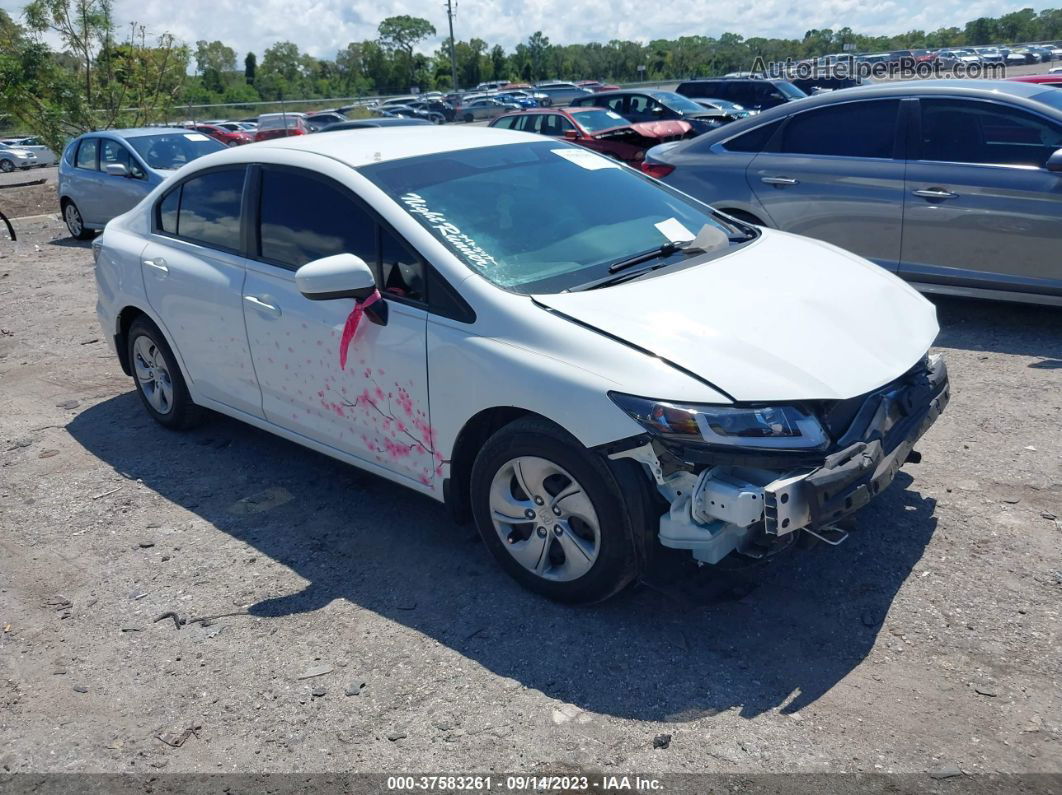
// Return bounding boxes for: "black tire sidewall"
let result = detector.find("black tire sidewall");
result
[127,318,198,429]
[470,419,642,604]
[64,202,94,240]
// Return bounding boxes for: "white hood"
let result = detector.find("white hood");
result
[534,229,938,402]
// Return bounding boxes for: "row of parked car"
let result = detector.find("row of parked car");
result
[800,42,1062,69]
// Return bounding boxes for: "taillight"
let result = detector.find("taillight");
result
[640,161,674,179]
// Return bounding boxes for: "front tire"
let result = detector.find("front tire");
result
[0,159,14,173]
[127,317,203,430]
[63,201,94,240]
[463,112,474,123]
[470,417,646,603]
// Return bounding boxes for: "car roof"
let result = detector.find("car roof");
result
[681,79,1062,149]
[77,128,181,140]
[582,89,673,98]
[206,126,542,167]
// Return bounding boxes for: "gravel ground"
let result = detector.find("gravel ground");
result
[0,218,1060,782]
[0,166,57,222]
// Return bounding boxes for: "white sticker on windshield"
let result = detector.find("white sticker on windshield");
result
[184,133,210,141]
[552,148,619,170]
[606,110,623,119]
[654,218,695,243]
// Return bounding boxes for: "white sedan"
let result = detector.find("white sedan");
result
[93,127,949,603]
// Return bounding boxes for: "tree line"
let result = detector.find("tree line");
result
[2,0,1061,154]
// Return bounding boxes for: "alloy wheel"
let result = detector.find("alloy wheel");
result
[132,335,175,415]
[64,204,83,237]
[488,455,601,582]
[0,160,14,173]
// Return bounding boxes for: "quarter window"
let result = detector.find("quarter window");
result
[158,188,179,234]
[779,100,900,158]
[258,169,376,270]
[380,228,425,301]
[722,120,781,153]
[918,98,1062,168]
[172,168,245,250]
[75,138,98,170]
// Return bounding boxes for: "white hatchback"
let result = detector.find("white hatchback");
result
[93,127,949,603]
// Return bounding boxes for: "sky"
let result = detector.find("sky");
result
[2,0,1054,61]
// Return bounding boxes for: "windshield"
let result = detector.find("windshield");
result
[126,133,225,171]
[572,108,630,131]
[360,141,745,294]
[774,81,808,100]
[654,91,710,114]
[1031,88,1062,112]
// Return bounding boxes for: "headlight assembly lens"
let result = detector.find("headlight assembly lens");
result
[609,393,828,450]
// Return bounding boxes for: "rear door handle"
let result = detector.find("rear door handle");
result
[244,295,282,317]
[761,176,799,186]
[143,257,168,274]
[912,188,958,200]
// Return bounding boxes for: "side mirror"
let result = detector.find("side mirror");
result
[1047,148,1062,173]
[563,128,579,140]
[296,254,377,301]
[104,162,130,177]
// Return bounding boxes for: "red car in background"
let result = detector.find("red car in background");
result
[253,113,312,142]
[1006,74,1062,88]
[489,107,693,165]
[191,123,253,147]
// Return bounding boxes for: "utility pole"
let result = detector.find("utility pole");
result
[445,0,459,91]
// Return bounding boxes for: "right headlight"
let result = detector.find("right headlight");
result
[609,392,829,450]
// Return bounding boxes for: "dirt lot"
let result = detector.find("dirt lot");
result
[0,167,56,223]
[0,217,1060,783]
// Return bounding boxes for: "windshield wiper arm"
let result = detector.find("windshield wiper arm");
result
[607,242,684,273]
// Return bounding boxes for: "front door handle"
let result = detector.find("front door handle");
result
[244,295,282,317]
[761,176,799,186]
[143,257,168,274]
[912,188,958,200]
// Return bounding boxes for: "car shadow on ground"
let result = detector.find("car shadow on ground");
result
[68,393,937,722]
[931,295,1062,358]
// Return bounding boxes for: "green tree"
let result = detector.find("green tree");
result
[244,51,256,85]
[378,15,436,90]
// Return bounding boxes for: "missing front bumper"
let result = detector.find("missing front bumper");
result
[616,354,950,564]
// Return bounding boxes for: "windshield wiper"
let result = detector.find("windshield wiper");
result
[607,242,685,273]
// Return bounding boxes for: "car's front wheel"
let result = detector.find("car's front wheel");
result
[127,317,203,430]
[470,417,647,603]
[62,201,95,240]
[0,159,14,173]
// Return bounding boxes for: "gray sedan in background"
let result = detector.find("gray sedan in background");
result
[645,80,1062,305]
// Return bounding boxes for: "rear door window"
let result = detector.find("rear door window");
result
[779,100,900,158]
[171,168,246,250]
[75,138,98,170]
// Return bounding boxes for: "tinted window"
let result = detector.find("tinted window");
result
[919,99,1062,167]
[380,228,425,302]
[780,100,899,158]
[723,120,782,152]
[492,115,518,129]
[101,139,144,178]
[127,132,225,170]
[176,169,245,249]
[258,169,376,270]
[75,138,98,170]
[602,96,626,114]
[158,188,179,234]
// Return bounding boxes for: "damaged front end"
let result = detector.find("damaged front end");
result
[602,354,950,565]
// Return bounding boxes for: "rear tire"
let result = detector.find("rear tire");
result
[470,417,647,603]
[127,317,203,430]
[0,159,14,173]
[463,113,474,123]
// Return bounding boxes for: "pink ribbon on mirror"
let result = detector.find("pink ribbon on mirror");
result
[339,289,382,370]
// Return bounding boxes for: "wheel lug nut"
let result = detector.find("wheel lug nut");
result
[524,509,535,519]
[554,526,564,536]
[552,506,561,516]
[534,496,544,505]
[536,526,547,538]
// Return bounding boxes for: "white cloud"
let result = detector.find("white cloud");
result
[2,0,1053,61]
